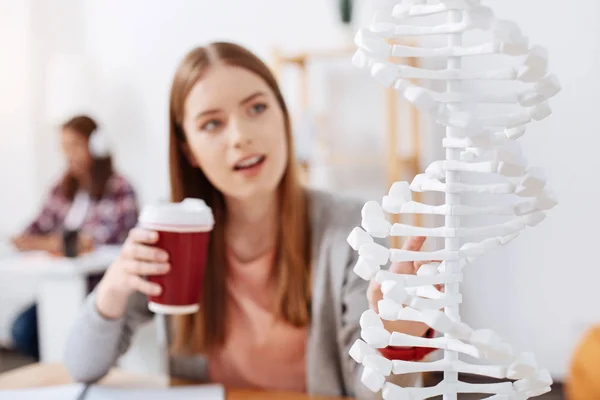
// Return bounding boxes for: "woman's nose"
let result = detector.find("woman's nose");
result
[229,119,253,149]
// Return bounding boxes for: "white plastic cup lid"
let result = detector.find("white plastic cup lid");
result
[139,198,214,229]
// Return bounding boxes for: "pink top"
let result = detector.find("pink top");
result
[208,249,307,392]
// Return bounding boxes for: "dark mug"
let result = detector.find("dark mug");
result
[138,198,214,315]
[62,229,80,258]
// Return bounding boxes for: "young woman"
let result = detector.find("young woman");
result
[10,115,139,360]
[64,43,433,398]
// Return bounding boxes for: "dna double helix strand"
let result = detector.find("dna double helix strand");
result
[347,1,561,399]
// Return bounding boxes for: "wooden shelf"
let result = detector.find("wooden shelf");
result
[311,154,419,169]
[273,45,424,235]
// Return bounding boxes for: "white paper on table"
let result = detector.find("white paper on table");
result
[85,384,225,400]
[0,384,84,399]
[0,383,225,400]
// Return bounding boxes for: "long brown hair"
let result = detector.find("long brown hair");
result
[60,115,114,201]
[169,42,311,354]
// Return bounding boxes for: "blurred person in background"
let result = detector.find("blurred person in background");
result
[65,44,433,399]
[10,115,139,360]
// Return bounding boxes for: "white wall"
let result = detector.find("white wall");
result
[0,0,86,235]
[1,0,598,379]
[0,0,36,237]
[0,0,37,345]
[80,0,371,205]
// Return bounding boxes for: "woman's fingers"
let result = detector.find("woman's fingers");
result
[123,242,168,263]
[389,261,414,275]
[128,228,159,245]
[123,229,168,262]
[414,260,433,270]
[112,229,169,298]
[411,259,445,291]
[402,236,426,251]
[126,275,162,296]
[414,259,443,273]
[390,236,427,274]
[367,280,383,313]
[122,260,170,276]
[369,237,428,311]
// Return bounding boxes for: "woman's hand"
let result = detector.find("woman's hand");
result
[95,228,170,319]
[367,236,431,338]
[11,234,61,254]
[77,233,95,254]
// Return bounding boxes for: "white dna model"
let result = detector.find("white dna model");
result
[347,1,561,399]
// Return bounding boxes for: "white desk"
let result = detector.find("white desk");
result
[0,246,120,362]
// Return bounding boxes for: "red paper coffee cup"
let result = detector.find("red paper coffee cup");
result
[139,198,214,315]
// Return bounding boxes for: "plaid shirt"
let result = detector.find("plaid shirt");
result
[24,174,139,245]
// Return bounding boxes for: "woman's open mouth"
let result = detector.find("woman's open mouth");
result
[233,155,267,174]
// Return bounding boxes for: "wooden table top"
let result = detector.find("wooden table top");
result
[0,363,352,399]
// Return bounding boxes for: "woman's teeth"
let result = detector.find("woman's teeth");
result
[235,155,264,170]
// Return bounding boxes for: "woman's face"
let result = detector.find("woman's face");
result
[181,65,288,201]
[61,128,93,179]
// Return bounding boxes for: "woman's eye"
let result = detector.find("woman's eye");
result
[200,119,222,132]
[250,103,267,115]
